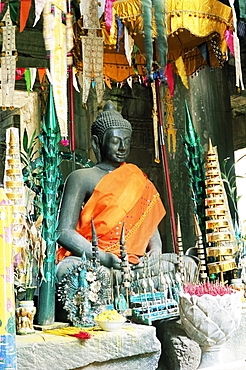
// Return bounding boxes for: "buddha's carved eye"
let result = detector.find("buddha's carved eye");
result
[109,137,120,145]
[124,138,131,145]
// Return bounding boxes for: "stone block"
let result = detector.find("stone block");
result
[16,324,161,370]
[154,318,201,370]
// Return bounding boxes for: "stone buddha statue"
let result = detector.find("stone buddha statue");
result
[56,101,198,284]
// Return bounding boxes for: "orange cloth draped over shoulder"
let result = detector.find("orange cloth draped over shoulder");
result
[58,163,166,264]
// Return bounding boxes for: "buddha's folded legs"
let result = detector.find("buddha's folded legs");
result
[55,253,198,288]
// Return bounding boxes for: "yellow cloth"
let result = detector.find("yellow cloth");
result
[103,51,146,82]
[175,56,189,89]
[101,0,233,78]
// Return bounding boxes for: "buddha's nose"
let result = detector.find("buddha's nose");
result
[119,140,126,150]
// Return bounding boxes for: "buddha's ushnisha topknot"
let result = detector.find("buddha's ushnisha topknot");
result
[91,100,132,141]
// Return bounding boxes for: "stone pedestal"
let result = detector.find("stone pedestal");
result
[16,324,161,370]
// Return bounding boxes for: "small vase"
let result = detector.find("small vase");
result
[16,300,36,335]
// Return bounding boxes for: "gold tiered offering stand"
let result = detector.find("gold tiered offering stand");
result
[194,214,208,282]
[176,214,185,282]
[205,139,237,281]
[4,127,27,284]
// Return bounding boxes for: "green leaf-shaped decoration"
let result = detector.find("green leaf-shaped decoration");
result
[5,314,16,335]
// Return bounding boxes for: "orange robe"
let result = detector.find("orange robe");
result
[57,163,166,264]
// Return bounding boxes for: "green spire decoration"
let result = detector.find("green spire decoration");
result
[38,85,62,325]
[183,100,206,237]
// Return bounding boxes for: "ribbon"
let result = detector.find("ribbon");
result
[24,68,31,92]
[164,63,174,97]
[127,76,132,88]
[0,2,5,13]
[116,15,123,52]
[15,68,26,80]
[19,0,32,32]
[224,29,234,56]
[198,42,210,66]
[38,68,46,85]
[175,56,189,89]
[98,0,106,19]
[33,0,47,26]
[105,0,116,34]
[124,25,134,66]
[72,67,80,92]
[229,0,245,90]
[104,75,112,89]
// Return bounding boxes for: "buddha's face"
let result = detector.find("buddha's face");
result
[100,128,131,164]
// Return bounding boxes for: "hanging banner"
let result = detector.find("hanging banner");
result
[4,128,27,292]
[229,0,245,90]
[1,5,17,109]
[43,0,68,137]
[81,0,104,105]
[0,187,16,370]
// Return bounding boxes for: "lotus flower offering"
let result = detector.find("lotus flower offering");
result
[179,282,242,368]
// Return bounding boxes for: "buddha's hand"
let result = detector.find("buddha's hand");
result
[147,249,161,261]
[106,252,122,270]
[131,251,160,270]
[98,250,122,269]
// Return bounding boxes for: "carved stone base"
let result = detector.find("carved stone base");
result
[199,345,222,369]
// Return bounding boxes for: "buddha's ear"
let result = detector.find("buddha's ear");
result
[91,135,101,162]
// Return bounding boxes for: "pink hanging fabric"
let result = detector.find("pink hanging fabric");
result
[15,68,26,80]
[164,63,175,97]
[0,2,5,12]
[224,29,234,56]
[105,0,116,33]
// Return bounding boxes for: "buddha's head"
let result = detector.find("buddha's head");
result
[91,101,132,164]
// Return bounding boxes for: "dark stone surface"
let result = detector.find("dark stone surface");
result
[154,318,201,370]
